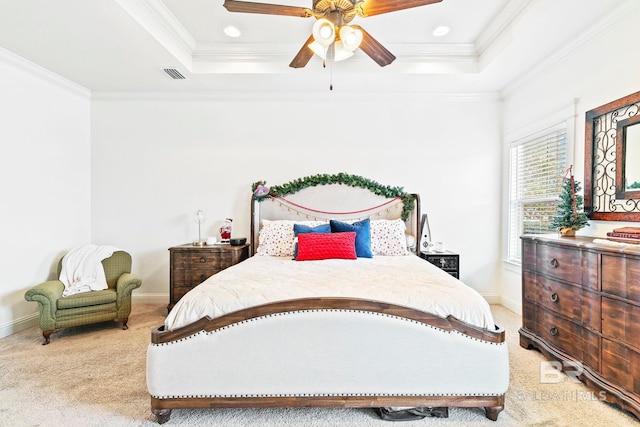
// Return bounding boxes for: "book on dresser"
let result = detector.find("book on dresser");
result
[520,234,640,419]
[606,226,640,246]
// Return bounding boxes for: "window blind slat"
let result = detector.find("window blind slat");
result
[508,127,567,263]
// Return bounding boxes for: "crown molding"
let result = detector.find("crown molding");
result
[92,90,501,103]
[0,47,90,98]
[500,0,640,97]
[475,0,533,58]
[115,0,196,69]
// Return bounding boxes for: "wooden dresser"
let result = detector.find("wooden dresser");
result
[520,234,640,418]
[168,244,249,311]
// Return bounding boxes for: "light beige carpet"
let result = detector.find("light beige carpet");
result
[0,304,637,426]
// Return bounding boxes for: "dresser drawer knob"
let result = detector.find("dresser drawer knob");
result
[200,257,206,263]
[550,326,559,336]
[549,258,558,268]
[550,292,559,303]
[199,274,206,282]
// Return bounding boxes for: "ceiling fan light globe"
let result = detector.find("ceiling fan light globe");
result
[339,26,362,52]
[309,41,327,60]
[334,41,355,61]
[312,18,335,47]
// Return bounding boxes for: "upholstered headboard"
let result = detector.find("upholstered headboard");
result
[250,179,420,256]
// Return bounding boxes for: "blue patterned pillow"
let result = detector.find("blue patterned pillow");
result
[330,219,372,258]
[293,223,331,259]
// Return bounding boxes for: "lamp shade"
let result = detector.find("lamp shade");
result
[312,18,335,47]
[339,25,363,52]
[309,40,327,59]
[333,41,355,61]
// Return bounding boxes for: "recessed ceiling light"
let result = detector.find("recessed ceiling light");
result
[223,25,242,38]
[432,26,450,37]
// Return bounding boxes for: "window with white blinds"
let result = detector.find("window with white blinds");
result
[508,125,567,263]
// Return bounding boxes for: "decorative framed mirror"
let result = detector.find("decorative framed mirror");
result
[584,91,640,221]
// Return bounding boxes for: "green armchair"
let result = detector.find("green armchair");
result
[25,250,142,344]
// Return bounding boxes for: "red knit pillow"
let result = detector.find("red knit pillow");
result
[295,232,357,261]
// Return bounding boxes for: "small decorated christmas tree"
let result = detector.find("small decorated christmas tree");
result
[550,167,589,236]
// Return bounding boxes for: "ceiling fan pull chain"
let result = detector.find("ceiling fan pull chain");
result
[328,43,334,90]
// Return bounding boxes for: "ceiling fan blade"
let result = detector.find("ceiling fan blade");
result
[289,35,315,68]
[223,0,313,17]
[359,0,442,17]
[351,25,396,67]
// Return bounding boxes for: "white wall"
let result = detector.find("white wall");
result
[91,92,502,304]
[500,8,640,313]
[0,49,91,337]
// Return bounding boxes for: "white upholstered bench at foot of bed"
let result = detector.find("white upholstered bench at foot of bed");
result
[147,307,509,424]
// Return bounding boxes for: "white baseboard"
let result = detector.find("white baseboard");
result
[132,293,168,305]
[0,313,38,339]
[499,296,522,315]
[481,293,501,305]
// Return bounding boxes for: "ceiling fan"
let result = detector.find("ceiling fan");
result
[223,0,443,68]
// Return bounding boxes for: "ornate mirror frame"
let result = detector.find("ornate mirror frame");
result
[584,90,640,221]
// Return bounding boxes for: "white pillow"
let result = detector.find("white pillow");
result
[370,219,409,256]
[257,220,327,257]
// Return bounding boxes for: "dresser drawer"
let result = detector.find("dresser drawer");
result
[536,275,581,322]
[537,306,582,359]
[602,338,640,394]
[172,268,218,288]
[602,297,640,350]
[536,244,582,284]
[602,254,640,303]
[171,285,193,304]
[173,251,233,269]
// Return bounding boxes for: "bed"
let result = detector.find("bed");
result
[146,175,509,424]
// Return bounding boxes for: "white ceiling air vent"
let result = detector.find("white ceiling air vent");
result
[162,68,186,80]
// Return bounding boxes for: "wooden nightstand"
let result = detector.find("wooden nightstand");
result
[168,243,249,311]
[419,250,460,278]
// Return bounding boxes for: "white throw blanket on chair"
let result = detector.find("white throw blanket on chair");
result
[59,244,120,297]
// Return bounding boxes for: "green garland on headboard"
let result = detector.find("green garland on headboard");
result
[251,173,416,221]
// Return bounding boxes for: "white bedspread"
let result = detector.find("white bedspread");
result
[165,255,495,331]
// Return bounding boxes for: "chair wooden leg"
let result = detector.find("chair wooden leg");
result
[42,329,58,345]
[115,318,129,330]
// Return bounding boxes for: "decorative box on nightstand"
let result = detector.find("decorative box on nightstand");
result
[168,243,249,311]
[419,250,460,278]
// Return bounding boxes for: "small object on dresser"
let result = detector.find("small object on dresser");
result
[229,237,247,246]
[193,209,207,246]
[220,218,232,243]
[606,226,640,244]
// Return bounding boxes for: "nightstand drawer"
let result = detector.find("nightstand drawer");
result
[419,251,460,278]
[173,251,232,269]
[172,268,218,288]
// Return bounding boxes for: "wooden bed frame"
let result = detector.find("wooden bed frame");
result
[147,178,508,424]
